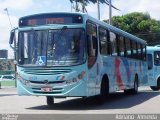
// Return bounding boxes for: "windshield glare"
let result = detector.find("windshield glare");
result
[18,28,85,66]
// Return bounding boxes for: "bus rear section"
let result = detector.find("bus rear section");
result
[147,46,160,91]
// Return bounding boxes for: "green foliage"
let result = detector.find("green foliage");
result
[111,12,153,33]
[1,81,15,87]
[70,0,119,13]
[106,12,160,45]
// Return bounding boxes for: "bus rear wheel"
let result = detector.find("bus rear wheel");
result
[131,78,138,94]
[150,86,159,91]
[150,79,160,91]
[124,76,138,95]
[46,96,54,105]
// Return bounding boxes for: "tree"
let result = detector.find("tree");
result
[70,0,88,12]
[105,12,160,45]
[70,0,119,13]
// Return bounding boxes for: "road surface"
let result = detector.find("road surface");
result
[0,87,160,114]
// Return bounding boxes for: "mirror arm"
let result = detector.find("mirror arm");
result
[10,44,15,51]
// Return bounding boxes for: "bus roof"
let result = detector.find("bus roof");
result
[147,45,160,52]
[19,12,146,45]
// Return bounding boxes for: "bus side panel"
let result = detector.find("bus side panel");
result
[136,61,148,86]
[99,56,132,93]
[99,56,148,93]
[147,47,160,87]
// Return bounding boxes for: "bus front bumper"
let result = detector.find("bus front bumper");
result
[16,80,87,97]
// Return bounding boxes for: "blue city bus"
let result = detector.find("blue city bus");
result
[9,12,148,105]
[147,45,160,91]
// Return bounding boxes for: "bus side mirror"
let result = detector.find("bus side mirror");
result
[9,30,15,44]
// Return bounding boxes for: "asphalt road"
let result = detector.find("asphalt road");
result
[0,87,160,115]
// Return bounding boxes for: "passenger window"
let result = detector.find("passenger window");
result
[99,27,110,55]
[110,32,117,56]
[154,51,160,66]
[119,36,125,57]
[87,22,97,69]
[125,38,131,58]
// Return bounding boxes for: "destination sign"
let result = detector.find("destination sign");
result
[19,13,83,27]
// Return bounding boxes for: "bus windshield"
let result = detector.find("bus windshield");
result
[18,28,85,66]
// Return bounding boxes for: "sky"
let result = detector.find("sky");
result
[0,0,160,58]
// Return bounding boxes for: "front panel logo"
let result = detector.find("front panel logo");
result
[44,80,49,85]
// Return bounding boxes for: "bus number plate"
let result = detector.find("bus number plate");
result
[41,87,52,92]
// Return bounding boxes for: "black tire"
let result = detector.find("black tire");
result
[46,96,54,105]
[150,79,160,91]
[150,86,159,91]
[124,76,138,95]
[130,78,138,95]
[97,79,109,104]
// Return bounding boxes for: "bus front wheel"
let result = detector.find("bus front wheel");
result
[97,78,109,104]
[46,96,54,105]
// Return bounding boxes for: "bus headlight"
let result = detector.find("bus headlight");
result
[78,71,85,79]
[66,71,85,85]
[17,73,30,85]
[65,78,78,85]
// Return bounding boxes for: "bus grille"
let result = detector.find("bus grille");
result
[29,80,65,94]
[21,68,71,75]
[29,80,64,84]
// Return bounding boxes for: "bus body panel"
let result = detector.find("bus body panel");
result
[16,64,88,97]
[147,46,160,86]
[10,12,147,100]
[99,56,147,93]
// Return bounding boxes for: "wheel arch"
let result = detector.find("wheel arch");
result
[156,76,160,88]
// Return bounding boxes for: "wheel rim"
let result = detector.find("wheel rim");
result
[134,81,138,92]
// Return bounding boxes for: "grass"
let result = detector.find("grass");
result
[0,80,15,87]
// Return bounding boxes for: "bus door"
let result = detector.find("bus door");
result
[86,22,99,96]
[147,53,154,85]
[153,51,160,83]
